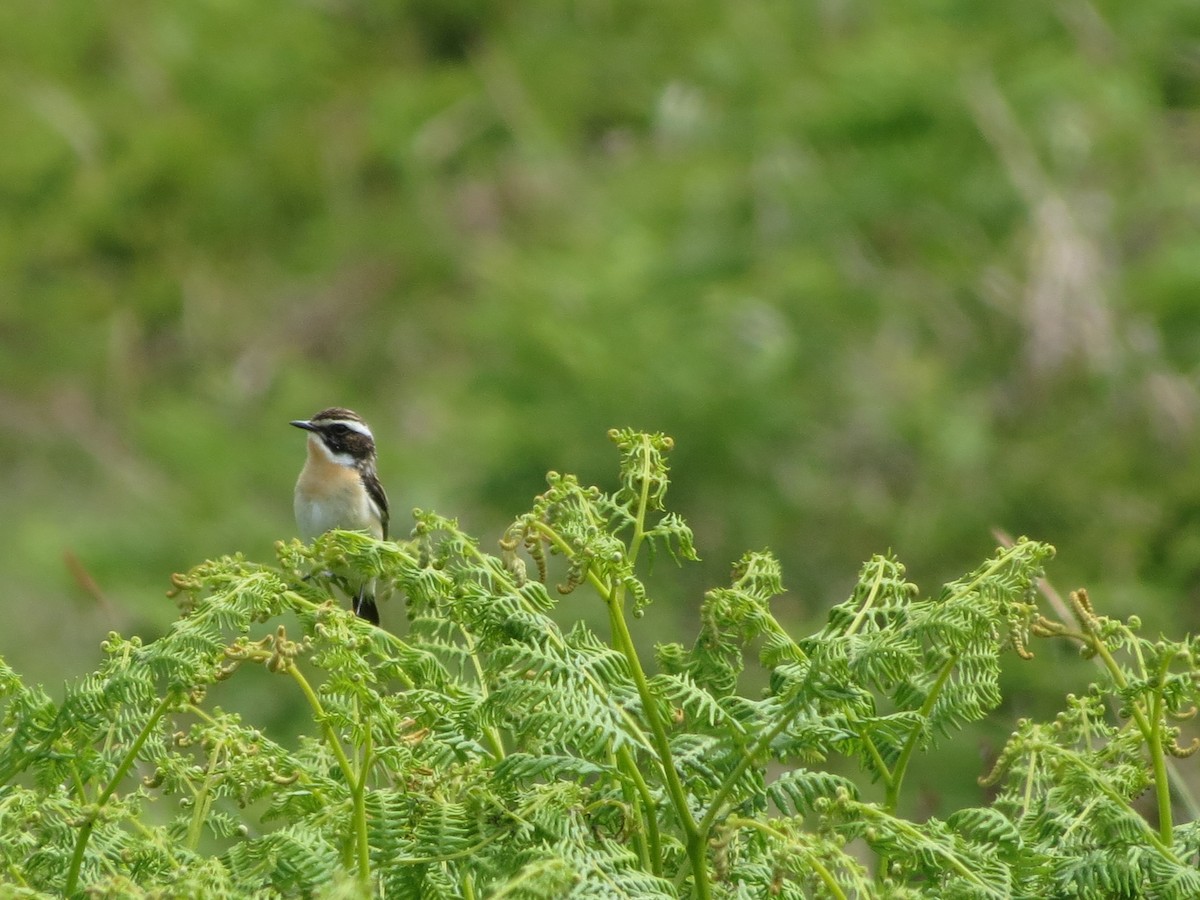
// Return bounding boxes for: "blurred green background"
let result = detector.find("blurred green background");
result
[4,0,1200,816]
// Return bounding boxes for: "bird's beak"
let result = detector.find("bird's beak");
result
[290,419,317,432]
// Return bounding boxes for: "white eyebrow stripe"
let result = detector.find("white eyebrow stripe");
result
[323,418,373,439]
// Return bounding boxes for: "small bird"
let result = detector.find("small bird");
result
[291,407,389,624]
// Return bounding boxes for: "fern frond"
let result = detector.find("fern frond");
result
[7,430,1189,900]
[484,678,633,757]
[767,769,860,817]
[650,672,746,736]
[492,751,609,786]
[223,823,341,894]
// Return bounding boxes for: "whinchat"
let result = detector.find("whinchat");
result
[291,407,389,624]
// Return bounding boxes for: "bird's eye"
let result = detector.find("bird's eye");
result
[329,424,348,435]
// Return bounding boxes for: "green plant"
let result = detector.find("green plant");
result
[0,429,1197,898]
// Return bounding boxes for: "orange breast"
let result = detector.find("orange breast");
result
[294,436,379,539]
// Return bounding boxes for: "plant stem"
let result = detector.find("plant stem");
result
[885,652,958,813]
[877,546,1023,816]
[185,740,224,851]
[354,700,374,881]
[287,662,371,886]
[726,816,849,900]
[858,806,1004,897]
[1010,544,1200,830]
[456,620,507,760]
[860,733,893,790]
[845,560,887,637]
[615,745,662,875]
[1046,742,1181,862]
[1021,749,1038,817]
[697,700,799,842]
[1147,666,1174,844]
[605,435,710,898]
[65,692,176,896]
[1085,627,1175,845]
[526,527,657,753]
[626,433,655,569]
[604,578,709,898]
[283,589,418,691]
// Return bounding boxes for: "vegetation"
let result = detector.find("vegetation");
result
[4,0,1200,869]
[2,431,1198,897]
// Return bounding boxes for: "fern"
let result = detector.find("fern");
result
[2,429,1198,897]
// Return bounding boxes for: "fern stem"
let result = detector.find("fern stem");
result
[354,698,375,879]
[65,692,176,896]
[1058,795,1101,843]
[185,740,224,851]
[801,854,846,900]
[286,662,371,886]
[611,749,650,870]
[1051,743,1181,861]
[616,745,662,875]
[456,620,507,760]
[284,589,419,691]
[885,652,958,814]
[859,806,1004,898]
[68,761,88,804]
[603,571,709,899]
[1084,623,1177,845]
[468,538,661,753]
[860,733,894,790]
[606,435,710,895]
[726,816,849,900]
[846,559,887,637]
[1018,555,1200,828]
[494,533,664,757]
[697,701,798,844]
[528,526,657,753]
[1021,749,1037,817]
[882,544,1027,816]
[626,432,655,569]
[1148,666,1173,844]
[397,828,506,865]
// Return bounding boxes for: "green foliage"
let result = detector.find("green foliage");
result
[1,430,1198,897]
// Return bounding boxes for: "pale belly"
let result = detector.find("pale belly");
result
[294,486,382,541]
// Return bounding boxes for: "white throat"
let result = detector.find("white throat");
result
[309,434,358,468]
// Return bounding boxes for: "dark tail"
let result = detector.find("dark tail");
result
[353,589,380,625]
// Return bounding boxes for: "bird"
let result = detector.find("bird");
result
[290,407,389,624]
